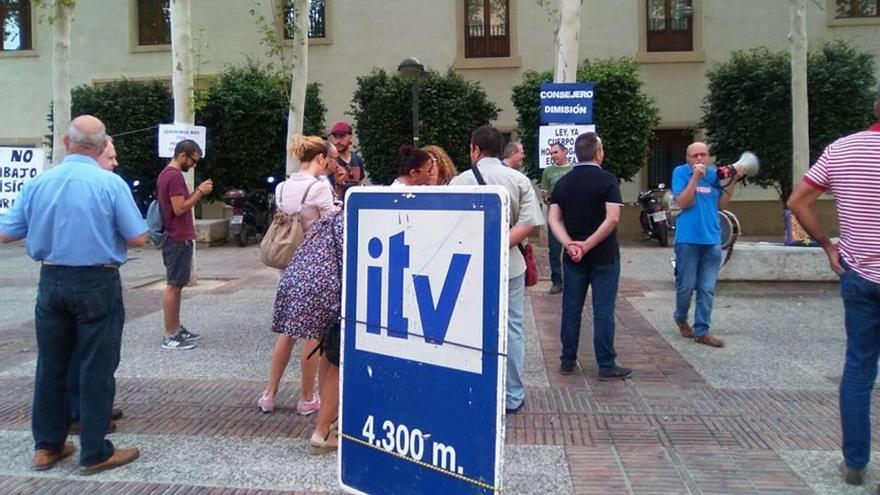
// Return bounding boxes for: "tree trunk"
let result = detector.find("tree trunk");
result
[286,0,309,174]
[788,0,809,198]
[554,0,582,83]
[171,0,198,283]
[51,1,73,166]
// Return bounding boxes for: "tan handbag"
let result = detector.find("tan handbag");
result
[260,180,318,269]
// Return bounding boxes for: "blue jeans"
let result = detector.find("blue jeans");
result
[33,265,123,466]
[674,243,722,337]
[560,258,620,371]
[507,274,525,409]
[839,265,880,470]
[547,227,563,286]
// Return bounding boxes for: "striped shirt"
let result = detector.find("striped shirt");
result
[803,124,880,283]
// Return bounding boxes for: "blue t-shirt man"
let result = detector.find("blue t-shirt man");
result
[669,142,742,349]
[671,164,722,245]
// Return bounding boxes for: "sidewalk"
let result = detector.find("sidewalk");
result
[0,241,874,494]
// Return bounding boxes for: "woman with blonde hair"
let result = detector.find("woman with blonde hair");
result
[257,134,336,414]
[422,145,458,185]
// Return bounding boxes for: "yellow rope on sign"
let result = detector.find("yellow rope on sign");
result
[339,432,502,493]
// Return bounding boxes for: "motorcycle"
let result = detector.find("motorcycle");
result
[636,183,672,247]
[118,172,153,217]
[222,179,274,247]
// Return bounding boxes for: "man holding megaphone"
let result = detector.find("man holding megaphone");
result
[671,142,749,348]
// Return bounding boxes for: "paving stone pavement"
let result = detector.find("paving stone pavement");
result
[0,240,878,494]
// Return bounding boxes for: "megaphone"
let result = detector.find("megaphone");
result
[717,151,759,180]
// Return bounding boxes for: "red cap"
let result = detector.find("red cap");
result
[330,121,352,135]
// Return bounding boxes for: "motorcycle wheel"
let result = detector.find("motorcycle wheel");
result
[656,222,669,247]
[235,229,248,247]
[639,211,651,234]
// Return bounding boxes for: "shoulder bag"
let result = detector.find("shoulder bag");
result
[259,179,318,269]
[471,165,538,287]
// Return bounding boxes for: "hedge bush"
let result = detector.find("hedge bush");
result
[66,79,174,193]
[197,62,326,197]
[54,64,326,200]
[511,58,659,181]
[701,40,875,202]
[349,68,499,184]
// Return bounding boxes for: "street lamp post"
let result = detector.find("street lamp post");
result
[397,57,425,147]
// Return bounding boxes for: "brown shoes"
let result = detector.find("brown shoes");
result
[676,321,694,338]
[32,441,75,471]
[80,447,140,475]
[695,335,725,348]
[677,322,724,347]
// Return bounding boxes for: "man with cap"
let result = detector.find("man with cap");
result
[787,87,880,490]
[329,121,365,187]
[0,115,145,474]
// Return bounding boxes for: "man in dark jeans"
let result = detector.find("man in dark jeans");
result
[69,136,126,433]
[787,88,880,489]
[157,139,213,350]
[548,132,631,380]
[0,115,145,474]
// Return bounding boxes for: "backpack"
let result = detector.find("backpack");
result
[260,179,318,269]
[146,199,167,248]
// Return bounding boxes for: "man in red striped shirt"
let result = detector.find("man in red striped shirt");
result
[788,87,880,489]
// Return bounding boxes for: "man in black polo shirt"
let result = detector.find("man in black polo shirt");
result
[548,132,631,380]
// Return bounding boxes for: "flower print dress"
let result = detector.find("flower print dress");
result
[272,211,344,339]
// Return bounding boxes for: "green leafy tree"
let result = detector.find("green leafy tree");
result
[53,63,326,200]
[350,68,499,184]
[65,79,174,191]
[196,61,326,196]
[701,40,875,203]
[511,58,659,181]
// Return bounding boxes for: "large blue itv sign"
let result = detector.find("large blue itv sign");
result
[339,186,509,495]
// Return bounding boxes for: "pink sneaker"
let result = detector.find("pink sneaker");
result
[257,392,275,413]
[296,395,320,416]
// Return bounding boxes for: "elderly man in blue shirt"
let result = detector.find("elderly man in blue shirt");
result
[0,115,147,474]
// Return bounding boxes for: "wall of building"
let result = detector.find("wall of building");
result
[1,0,877,216]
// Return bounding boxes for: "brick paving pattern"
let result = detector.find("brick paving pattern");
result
[0,243,874,493]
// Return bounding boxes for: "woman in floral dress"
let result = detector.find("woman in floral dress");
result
[272,211,345,454]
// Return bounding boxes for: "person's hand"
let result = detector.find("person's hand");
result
[824,241,844,276]
[692,163,706,179]
[196,179,213,197]
[735,165,748,179]
[540,189,551,204]
[566,242,583,263]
